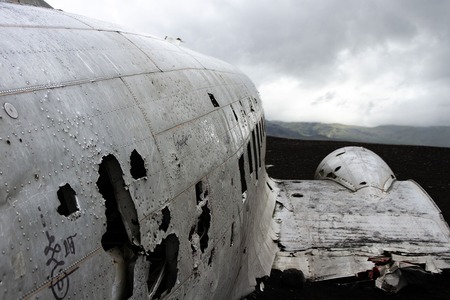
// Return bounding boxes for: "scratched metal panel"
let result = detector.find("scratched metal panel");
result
[222,105,245,149]
[181,47,240,73]
[167,185,210,294]
[207,158,264,300]
[135,187,197,273]
[272,179,450,280]
[127,151,172,221]
[155,110,234,198]
[0,3,278,299]
[56,10,137,32]
[0,27,159,93]
[121,34,205,71]
[122,69,255,135]
[315,147,396,191]
[0,179,115,299]
[0,2,90,28]
[231,174,278,299]
[206,158,242,244]
[0,78,170,298]
[122,71,218,134]
[0,79,155,182]
[1,209,106,299]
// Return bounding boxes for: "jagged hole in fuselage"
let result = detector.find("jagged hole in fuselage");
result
[97,154,140,299]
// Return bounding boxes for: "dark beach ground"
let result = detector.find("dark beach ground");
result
[245,136,450,300]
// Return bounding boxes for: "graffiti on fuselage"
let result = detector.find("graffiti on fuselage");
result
[39,206,79,300]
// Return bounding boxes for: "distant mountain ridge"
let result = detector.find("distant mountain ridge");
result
[266,121,450,148]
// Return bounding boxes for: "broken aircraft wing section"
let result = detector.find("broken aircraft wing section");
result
[272,147,450,281]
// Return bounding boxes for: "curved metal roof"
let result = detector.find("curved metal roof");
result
[314,146,396,192]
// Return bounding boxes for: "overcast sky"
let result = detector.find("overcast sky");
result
[47,0,450,127]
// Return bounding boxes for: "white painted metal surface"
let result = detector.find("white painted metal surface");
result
[315,147,396,192]
[0,2,276,299]
[3,2,448,299]
[273,148,450,281]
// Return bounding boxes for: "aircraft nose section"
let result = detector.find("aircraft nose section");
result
[314,147,396,192]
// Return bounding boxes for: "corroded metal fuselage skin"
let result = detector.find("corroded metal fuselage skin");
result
[0,3,276,299]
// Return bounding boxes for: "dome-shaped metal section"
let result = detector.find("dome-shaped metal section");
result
[314,147,396,192]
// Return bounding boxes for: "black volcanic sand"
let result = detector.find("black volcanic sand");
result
[244,136,450,300]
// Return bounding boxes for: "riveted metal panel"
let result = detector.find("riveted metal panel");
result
[122,34,205,71]
[181,47,240,73]
[0,79,153,186]
[272,179,450,280]
[0,2,90,28]
[0,27,159,93]
[222,105,245,149]
[315,147,396,191]
[160,190,198,287]
[156,110,234,197]
[122,71,215,134]
[0,76,170,299]
[122,69,258,136]
[0,3,277,299]
[56,10,137,32]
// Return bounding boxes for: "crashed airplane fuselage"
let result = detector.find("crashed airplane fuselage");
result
[272,147,450,292]
[0,2,276,299]
[2,2,450,300]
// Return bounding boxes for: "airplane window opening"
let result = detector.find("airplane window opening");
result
[147,234,180,299]
[252,130,258,179]
[335,166,341,172]
[256,126,262,168]
[130,149,147,179]
[256,123,260,141]
[257,121,261,142]
[198,203,211,253]
[56,183,79,216]
[239,100,246,115]
[336,152,345,157]
[159,206,171,232]
[230,222,235,247]
[239,154,247,194]
[231,105,239,122]
[253,97,258,104]
[247,143,253,174]
[292,193,304,198]
[248,97,255,112]
[208,93,220,107]
[97,154,141,299]
[360,181,367,185]
[263,120,266,136]
[326,172,337,179]
[266,182,273,191]
[259,120,263,143]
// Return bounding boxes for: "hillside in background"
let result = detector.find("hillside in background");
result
[266,120,450,147]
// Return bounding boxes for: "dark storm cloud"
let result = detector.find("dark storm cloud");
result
[176,0,363,82]
[48,0,450,126]
[202,0,447,85]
